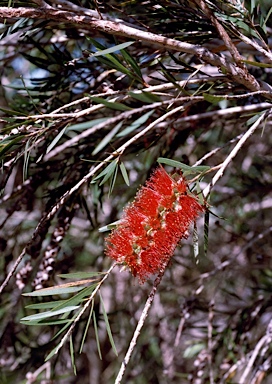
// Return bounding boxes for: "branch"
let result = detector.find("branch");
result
[239,318,272,383]
[115,262,168,384]
[0,104,186,294]
[193,0,245,67]
[53,262,116,356]
[202,109,271,198]
[0,6,265,93]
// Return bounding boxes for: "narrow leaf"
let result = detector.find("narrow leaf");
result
[45,344,61,361]
[25,300,67,310]
[70,336,77,375]
[51,312,78,341]
[0,107,28,116]
[23,285,85,296]
[117,110,154,137]
[67,118,108,132]
[128,91,160,103]
[90,41,134,57]
[46,126,67,154]
[92,122,122,155]
[58,272,104,279]
[193,222,199,264]
[204,209,210,258]
[203,93,226,103]
[92,159,119,184]
[89,96,131,111]
[120,46,142,79]
[184,343,205,358]
[98,219,123,233]
[52,285,96,312]
[23,139,31,181]
[80,300,94,354]
[108,161,119,195]
[21,319,71,326]
[21,306,79,321]
[120,162,130,186]
[99,292,118,356]
[241,60,272,68]
[93,310,102,360]
[158,157,210,175]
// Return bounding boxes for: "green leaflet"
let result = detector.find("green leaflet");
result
[20,306,79,321]
[92,122,122,155]
[90,41,135,57]
[157,157,210,176]
[89,96,131,111]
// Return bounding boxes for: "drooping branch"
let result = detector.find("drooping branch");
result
[0,5,267,94]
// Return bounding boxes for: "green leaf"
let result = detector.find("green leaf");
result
[157,158,210,175]
[45,344,61,361]
[80,300,94,354]
[23,285,85,296]
[90,41,134,57]
[98,219,123,233]
[52,285,96,312]
[0,135,24,161]
[70,336,77,375]
[120,45,142,80]
[120,162,130,186]
[0,107,28,116]
[92,122,122,155]
[158,157,192,170]
[99,292,118,356]
[87,38,134,77]
[67,118,108,132]
[25,300,68,310]
[46,126,67,154]
[184,343,205,358]
[117,110,154,137]
[51,312,78,341]
[89,96,131,111]
[23,138,31,181]
[241,60,272,68]
[128,91,160,103]
[20,319,71,326]
[203,93,226,103]
[108,160,119,195]
[193,223,199,264]
[20,306,79,321]
[204,209,209,258]
[246,111,266,126]
[58,272,104,279]
[93,309,102,360]
[262,7,272,30]
[91,159,119,184]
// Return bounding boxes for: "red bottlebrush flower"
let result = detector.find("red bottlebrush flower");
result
[105,166,204,282]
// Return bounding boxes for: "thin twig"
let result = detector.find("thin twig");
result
[43,99,194,161]
[53,262,116,355]
[202,109,271,198]
[235,29,272,62]
[175,102,272,125]
[115,263,168,384]
[239,319,272,384]
[208,299,215,384]
[193,133,244,166]
[194,0,245,68]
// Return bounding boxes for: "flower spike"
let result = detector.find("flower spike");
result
[105,166,204,282]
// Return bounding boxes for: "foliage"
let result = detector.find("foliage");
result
[0,0,272,383]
